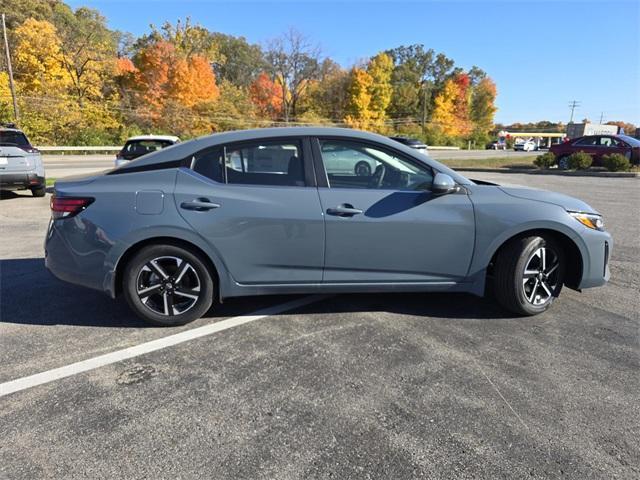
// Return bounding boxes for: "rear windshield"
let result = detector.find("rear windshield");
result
[0,131,30,147]
[124,139,173,155]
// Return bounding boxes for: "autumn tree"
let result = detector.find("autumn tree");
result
[469,77,497,140]
[52,4,117,106]
[13,18,68,95]
[264,29,321,122]
[367,53,393,128]
[167,55,219,107]
[431,72,472,137]
[344,67,373,129]
[249,72,282,119]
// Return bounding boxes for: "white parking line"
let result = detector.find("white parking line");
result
[0,295,327,398]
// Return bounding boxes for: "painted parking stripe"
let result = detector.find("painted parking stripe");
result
[0,295,327,398]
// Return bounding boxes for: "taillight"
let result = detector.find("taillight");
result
[50,195,94,219]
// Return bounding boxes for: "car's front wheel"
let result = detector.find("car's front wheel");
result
[354,161,372,177]
[123,244,215,326]
[557,156,570,170]
[493,235,565,316]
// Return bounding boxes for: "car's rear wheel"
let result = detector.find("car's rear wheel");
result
[557,156,570,170]
[31,186,46,197]
[493,235,565,316]
[123,244,215,326]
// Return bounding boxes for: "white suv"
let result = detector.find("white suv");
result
[0,125,46,197]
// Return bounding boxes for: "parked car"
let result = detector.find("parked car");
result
[0,124,46,197]
[486,140,507,150]
[389,136,428,154]
[115,135,180,167]
[46,128,612,326]
[513,138,539,152]
[550,134,640,169]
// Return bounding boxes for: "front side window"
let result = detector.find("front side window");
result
[319,139,433,191]
[224,140,305,187]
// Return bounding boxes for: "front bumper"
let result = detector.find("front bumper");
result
[577,228,612,289]
[0,172,45,190]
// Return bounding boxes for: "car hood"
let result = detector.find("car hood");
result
[498,185,598,214]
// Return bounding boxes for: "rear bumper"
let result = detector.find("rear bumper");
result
[0,172,45,190]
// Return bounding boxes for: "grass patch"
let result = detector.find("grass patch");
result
[439,156,538,170]
[46,178,56,186]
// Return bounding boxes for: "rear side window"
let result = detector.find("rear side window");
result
[191,147,224,183]
[0,131,30,146]
[224,140,305,187]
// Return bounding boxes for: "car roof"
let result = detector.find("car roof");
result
[117,127,472,185]
[126,135,180,142]
[0,127,24,133]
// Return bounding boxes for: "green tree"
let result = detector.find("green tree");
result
[212,33,266,87]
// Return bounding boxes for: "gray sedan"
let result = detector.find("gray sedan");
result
[45,128,612,325]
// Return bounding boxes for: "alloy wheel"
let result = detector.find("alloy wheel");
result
[522,247,560,306]
[136,256,201,316]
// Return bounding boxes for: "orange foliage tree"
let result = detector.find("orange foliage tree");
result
[249,72,282,119]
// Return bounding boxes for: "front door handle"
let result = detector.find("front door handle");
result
[327,204,363,217]
[180,199,220,211]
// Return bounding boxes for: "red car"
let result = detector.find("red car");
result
[550,134,640,169]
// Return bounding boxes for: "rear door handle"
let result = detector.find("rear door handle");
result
[326,204,363,217]
[180,199,220,211]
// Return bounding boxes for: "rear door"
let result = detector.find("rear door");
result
[313,137,475,283]
[174,137,325,284]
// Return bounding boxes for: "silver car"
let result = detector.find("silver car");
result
[0,125,46,197]
[45,128,612,326]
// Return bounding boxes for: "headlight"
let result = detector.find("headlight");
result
[568,211,604,231]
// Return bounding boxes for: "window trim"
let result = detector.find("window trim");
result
[311,136,435,191]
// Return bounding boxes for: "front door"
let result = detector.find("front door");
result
[174,138,324,284]
[314,138,475,283]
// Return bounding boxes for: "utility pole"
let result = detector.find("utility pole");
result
[599,112,604,124]
[1,13,19,122]
[568,100,580,124]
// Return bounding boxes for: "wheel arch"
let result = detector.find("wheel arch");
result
[487,228,583,290]
[113,236,221,299]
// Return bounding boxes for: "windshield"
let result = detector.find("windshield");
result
[0,131,30,146]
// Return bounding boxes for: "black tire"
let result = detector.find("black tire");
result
[354,161,372,177]
[557,156,570,170]
[123,244,215,326]
[493,235,565,316]
[31,186,46,197]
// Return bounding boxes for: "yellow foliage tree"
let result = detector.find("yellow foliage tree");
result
[344,67,373,130]
[367,53,393,128]
[167,55,220,107]
[13,18,69,95]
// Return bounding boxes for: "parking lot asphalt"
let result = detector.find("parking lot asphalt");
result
[1,173,638,479]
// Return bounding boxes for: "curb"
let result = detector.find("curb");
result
[454,167,639,178]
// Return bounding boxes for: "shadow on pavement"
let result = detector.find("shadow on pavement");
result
[0,257,511,328]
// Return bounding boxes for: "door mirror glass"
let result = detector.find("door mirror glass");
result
[432,173,458,195]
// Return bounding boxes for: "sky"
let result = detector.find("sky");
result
[67,0,640,125]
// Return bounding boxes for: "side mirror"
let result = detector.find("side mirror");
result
[432,173,459,195]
